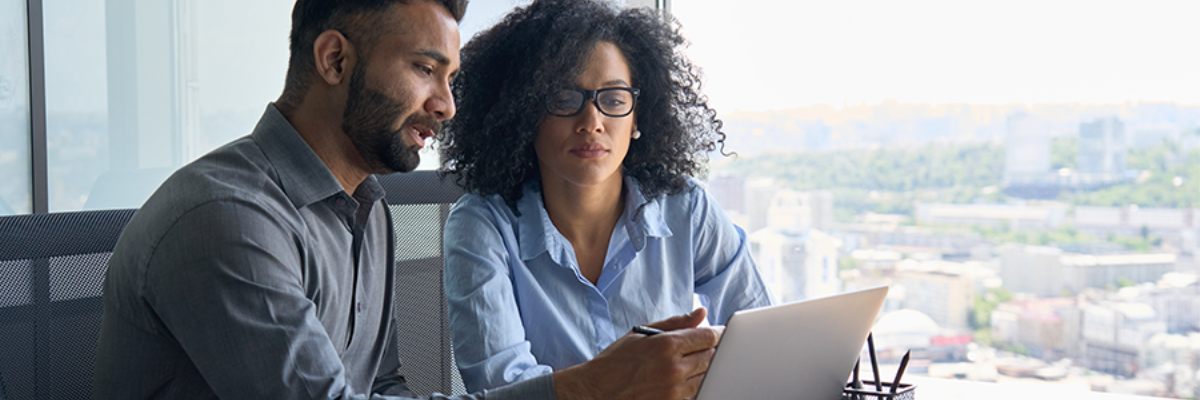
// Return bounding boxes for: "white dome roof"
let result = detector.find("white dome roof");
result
[873,309,939,334]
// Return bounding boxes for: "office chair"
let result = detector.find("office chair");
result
[0,209,136,400]
[0,170,466,399]
[379,170,468,396]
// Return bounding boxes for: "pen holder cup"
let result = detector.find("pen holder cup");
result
[840,381,916,400]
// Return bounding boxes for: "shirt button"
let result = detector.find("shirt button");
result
[336,198,347,207]
[356,302,363,313]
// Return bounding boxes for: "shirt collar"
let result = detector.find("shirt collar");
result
[251,103,347,209]
[516,181,559,262]
[620,176,673,251]
[515,176,673,262]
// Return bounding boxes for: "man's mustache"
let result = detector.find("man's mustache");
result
[401,113,443,138]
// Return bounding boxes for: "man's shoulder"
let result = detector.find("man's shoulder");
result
[158,138,277,206]
[105,135,304,307]
[117,136,297,256]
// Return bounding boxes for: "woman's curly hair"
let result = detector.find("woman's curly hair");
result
[439,0,725,211]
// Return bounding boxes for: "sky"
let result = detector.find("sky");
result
[36,0,1200,116]
[671,0,1200,113]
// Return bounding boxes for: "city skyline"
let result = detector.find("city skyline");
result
[711,100,1200,157]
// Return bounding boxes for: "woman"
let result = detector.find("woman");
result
[439,0,772,392]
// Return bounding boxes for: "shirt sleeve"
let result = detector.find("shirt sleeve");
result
[443,196,555,393]
[372,321,419,397]
[143,198,554,400]
[688,186,774,325]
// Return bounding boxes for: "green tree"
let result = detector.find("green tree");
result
[838,256,859,271]
[971,287,1013,330]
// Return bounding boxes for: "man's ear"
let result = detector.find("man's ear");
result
[312,30,357,86]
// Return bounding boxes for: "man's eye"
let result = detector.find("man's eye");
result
[415,64,433,74]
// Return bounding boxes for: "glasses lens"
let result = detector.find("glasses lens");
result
[547,90,584,116]
[597,89,634,116]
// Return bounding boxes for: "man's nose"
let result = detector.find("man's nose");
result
[427,81,456,121]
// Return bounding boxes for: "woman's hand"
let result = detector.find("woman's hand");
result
[552,308,726,400]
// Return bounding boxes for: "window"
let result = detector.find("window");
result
[42,0,295,211]
[676,1,1200,398]
[0,0,31,216]
[13,0,662,214]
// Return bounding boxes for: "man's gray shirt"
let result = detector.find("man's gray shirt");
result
[93,104,554,400]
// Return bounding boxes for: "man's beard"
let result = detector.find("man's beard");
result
[342,61,440,174]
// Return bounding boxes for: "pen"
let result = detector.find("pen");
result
[851,358,861,388]
[851,358,863,400]
[867,333,882,392]
[632,325,664,336]
[890,350,911,394]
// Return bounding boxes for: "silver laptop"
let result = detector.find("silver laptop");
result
[695,286,889,400]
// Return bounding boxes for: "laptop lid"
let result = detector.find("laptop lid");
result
[695,286,889,400]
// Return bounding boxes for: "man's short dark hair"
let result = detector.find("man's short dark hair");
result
[279,0,467,110]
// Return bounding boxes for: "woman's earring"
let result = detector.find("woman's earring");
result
[632,130,642,140]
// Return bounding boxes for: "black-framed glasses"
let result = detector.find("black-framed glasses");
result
[545,87,641,117]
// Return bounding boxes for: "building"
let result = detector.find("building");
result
[1073,206,1199,253]
[1139,332,1200,398]
[1078,117,1128,176]
[805,190,835,233]
[766,190,813,233]
[1085,303,1166,376]
[990,298,1080,360]
[915,202,1068,230]
[748,186,845,303]
[998,245,1177,297]
[764,189,835,232]
[871,309,939,359]
[749,228,841,303]
[1074,206,1199,231]
[1003,112,1051,185]
[1139,273,1200,334]
[743,177,777,234]
[1127,122,1181,149]
[997,245,1067,298]
[737,178,836,235]
[704,174,745,214]
[898,260,976,330]
[1082,302,1167,377]
[1060,253,1177,294]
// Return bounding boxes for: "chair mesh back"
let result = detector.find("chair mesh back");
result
[390,204,467,396]
[0,209,135,400]
[380,171,467,396]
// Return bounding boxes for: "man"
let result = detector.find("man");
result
[93,1,721,399]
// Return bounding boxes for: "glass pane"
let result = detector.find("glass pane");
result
[0,0,31,216]
[43,0,294,211]
[43,0,108,212]
[37,0,651,210]
[677,1,1200,397]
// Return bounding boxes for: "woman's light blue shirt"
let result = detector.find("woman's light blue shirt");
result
[443,177,772,392]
